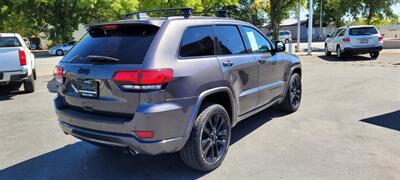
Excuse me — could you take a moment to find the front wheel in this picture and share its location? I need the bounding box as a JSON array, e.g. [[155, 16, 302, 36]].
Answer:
[[279, 73, 302, 113], [56, 49, 64, 56], [370, 52, 379, 59], [180, 104, 231, 171]]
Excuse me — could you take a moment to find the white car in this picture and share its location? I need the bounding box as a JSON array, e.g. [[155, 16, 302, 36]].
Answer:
[[48, 41, 76, 56], [0, 33, 36, 93], [325, 25, 383, 59], [266, 30, 292, 43]]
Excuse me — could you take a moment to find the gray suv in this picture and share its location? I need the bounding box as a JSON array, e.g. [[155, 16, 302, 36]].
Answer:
[[53, 8, 302, 171]]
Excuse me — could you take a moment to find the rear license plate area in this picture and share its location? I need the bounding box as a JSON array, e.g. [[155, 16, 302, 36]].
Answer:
[[360, 38, 369, 44], [77, 79, 99, 98]]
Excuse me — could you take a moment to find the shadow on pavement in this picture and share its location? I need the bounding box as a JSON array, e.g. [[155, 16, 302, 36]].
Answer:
[[360, 110, 400, 132], [317, 55, 374, 62], [0, 86, 27, 101], [0, 106, 287, 179]]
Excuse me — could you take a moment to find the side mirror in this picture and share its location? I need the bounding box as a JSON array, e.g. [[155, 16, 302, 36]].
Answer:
[[327, 34, 331, 38], [275, 41, 286, 52]]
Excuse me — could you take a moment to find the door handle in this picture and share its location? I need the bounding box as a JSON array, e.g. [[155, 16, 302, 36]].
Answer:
[[258, 59, 267, 64], [222, 61, 234, 67]]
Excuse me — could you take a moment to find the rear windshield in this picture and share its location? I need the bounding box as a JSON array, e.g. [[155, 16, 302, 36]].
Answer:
[[349, 27, 378, 36], [61, 24, 159, 64], [0, 37, 22, 47]]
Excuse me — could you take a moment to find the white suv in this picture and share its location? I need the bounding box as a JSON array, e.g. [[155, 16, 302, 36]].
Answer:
[[325, 25, 383, 59]]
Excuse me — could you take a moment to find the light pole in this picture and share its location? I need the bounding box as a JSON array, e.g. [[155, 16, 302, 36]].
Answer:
[[308, 0, 313, 55], [319, 0, 323, 40], [296, 0, 301, 52]]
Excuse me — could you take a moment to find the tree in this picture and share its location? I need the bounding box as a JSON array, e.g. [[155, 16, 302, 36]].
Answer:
[[266, 0, 300, 40], [344, 0, 399, 25], [226, 0, 266, 26]]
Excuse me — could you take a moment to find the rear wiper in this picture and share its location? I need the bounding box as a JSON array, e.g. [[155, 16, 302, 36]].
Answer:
[[86, 55, 119, 63]]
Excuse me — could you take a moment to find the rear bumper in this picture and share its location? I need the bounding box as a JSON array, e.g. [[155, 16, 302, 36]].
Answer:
[[54, 94, 197, 155], [0, 70, 28, 83], [59, 121, 185, 155], [343, 46, 382, 54]]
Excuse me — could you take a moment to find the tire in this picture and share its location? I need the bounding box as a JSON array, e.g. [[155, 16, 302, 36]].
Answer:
[[336, 46, 344, 59], [325, 44, 331, 56], [280, 73, 301, 113], [23, 75, 35, 93], [33, 68, 37, 80], [180, 104, 231, 171], [370, 52, 379, 59], [56, 49, 64, 56]]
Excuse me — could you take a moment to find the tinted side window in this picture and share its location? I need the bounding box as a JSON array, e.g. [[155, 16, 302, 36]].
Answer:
[[180, 26, 215, 57], [214, 25, 246, 55], [242, 26, 272, 53]]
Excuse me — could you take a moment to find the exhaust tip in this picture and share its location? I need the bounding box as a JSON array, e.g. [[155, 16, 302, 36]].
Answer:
[[128, 148, 138, 156]]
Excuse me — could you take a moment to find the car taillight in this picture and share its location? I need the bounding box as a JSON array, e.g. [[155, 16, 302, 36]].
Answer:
[[343, 38, 350, 42], [378, 36, 384, 41], [19, 50, 26, 66], [113, 69, 173, 91], [54, 66, 64, 84]]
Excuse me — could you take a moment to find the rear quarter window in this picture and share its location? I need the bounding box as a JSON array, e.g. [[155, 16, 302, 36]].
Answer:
[[0, 37, 22, 47], [349, 27, 378, 36], [61, 24, 159, 64], [179, 26, 215, 57]]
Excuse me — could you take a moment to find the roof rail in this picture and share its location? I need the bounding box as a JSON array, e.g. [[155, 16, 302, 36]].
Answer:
[[125, 7, 193, 20], [192, 10, 229, 18]]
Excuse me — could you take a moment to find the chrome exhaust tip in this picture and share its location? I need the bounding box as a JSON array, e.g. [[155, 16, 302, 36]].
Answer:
[[128, 148, 138, 156]]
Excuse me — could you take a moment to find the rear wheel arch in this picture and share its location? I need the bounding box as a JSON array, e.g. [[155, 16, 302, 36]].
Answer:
[[198, 91, 234, 125]]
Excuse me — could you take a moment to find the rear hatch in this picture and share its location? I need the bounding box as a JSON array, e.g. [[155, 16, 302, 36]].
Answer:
[[0, 37, 23, 72], [349, 27, 381, 47], [57, 23, 160, 118]]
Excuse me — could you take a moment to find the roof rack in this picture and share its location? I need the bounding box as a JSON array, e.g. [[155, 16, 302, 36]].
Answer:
[[192, 10, 229, 18], [125, 7, 193, 20]]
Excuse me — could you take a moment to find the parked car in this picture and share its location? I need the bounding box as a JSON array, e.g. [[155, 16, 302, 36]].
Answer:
[[53, 8, 302, 171], [0, 33, 36, 93], [48, 41, 76, 56], [266, 30, 292, 43], [324, 25, 383, 59]]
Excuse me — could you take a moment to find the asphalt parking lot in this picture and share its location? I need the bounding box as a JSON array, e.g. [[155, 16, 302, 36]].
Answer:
[[0, 52, 399, 179]]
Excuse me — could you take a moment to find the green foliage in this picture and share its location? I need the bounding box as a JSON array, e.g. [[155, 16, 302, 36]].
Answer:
[[313, 0, 400, 27], [267, 0, 302, 40]]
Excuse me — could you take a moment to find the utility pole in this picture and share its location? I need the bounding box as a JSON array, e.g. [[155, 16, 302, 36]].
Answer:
[[319, 0, 323, 40], [296, 0, 301, 52], [308, 0, 313, 55]]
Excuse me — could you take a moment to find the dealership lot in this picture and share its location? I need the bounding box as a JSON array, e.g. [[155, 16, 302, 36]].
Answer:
[[0, 53, 399, 179]]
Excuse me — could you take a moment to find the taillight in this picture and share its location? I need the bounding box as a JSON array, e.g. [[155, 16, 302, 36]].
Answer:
[[378, 36, 384, 41], [343, 38, 350, 42], [54, 66, 64, 84], [19, 50, 26, 66], [113, 69, 173, 91], [135, 130, 154, 138]]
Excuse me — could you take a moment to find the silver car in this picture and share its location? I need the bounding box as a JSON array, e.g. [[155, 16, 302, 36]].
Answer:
[[325, 25, 383, 59], [266, 30, 292, 44], [49, 41, 76, 56]]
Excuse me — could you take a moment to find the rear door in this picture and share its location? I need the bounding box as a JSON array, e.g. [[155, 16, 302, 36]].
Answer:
[[348, 27, 380, 47], [57, 24, 159, 117], [214, 24, 259, 115], [241, 26, 282, 107], [0, 37, 23, 72]]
